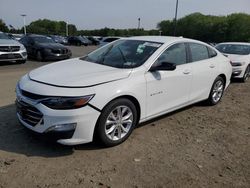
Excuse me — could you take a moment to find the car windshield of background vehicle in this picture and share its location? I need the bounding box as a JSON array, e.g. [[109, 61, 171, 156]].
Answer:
[[81, 40, 162, 68], [0, 32, 11, 39], [216, 44, 250, 55], [33, 36, 55, 43]]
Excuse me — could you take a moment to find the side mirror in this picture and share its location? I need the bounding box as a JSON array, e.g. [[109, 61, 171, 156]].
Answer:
[[150, 62, 176, 72]]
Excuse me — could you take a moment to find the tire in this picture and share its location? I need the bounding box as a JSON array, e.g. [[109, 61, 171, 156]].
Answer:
[[17, 60, 26, 64], [77, 41, 81, 46], [36, 51, 43, 61], [96, 98, 138, 147], [241, 65, 250, 83], [206, 76, 225, 106]]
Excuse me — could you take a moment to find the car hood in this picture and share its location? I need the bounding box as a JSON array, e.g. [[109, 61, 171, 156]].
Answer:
[[224, 53, 248, 62], [36, 42, 66, 49], [0, 39, 21, 46], [29, 58, 132, 87]]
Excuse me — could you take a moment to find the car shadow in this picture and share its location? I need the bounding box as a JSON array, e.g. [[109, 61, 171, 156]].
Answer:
[[0, 61, 22, 66], [0, 104, 105, 157]]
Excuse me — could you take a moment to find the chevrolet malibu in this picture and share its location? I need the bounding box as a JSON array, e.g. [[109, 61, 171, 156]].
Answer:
[[16, 36, 232, 146]]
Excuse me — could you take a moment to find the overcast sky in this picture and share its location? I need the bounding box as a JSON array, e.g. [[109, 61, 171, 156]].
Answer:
[[0, 0, 250, 30]]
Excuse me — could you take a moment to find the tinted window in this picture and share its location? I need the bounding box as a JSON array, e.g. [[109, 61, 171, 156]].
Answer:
[[156, 43, 187, 66], [207, 47, 217, 58], [189, 43, 209, 62], [104, 38, 119, 42], [32, 36, 55, 43], [215, 44, 250, 55]]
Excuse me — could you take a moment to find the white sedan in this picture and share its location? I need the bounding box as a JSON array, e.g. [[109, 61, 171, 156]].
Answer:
[[216, 42, 250, 82], [16, 36, 232, 146]]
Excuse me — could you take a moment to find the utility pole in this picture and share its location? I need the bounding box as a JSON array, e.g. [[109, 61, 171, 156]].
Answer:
[[173, 0, 179, 36], [138, 18, 141, 29], [21, 14, 27, 35], [66, 22, 68, 36]]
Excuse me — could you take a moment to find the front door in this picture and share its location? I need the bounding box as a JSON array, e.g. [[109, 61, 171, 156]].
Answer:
[[145, 43, 192, 118]]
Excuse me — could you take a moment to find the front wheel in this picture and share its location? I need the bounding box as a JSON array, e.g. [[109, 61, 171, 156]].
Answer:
[[206, 76, 225, 105], [36, 51, 43, 61], [96, 98, 138, 147]]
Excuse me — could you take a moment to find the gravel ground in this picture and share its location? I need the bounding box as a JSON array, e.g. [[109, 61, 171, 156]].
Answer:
[[0, 46, 249, 188]]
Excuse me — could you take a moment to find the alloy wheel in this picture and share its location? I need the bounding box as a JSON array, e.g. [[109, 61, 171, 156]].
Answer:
[[212, 80, 224, 103], [105, 105, 133, 141]]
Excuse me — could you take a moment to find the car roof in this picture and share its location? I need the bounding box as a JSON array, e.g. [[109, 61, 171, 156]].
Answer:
[[27, 34, 47, 38], [217, 42, 250, 46], [128, 36, 200, 44]]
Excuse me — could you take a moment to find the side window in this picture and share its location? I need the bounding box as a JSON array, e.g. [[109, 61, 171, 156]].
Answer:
[[207, 47, 217, 58], [156, 43, 187, 66], [189, 43, 209, 62]]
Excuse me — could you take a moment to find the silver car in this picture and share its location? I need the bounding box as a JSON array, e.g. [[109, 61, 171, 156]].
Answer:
[[0, 32, 27, 64]]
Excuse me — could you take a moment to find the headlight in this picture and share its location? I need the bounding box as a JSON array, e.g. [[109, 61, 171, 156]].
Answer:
[[41, 95, 94, 110], [20, 45, 26, 51]]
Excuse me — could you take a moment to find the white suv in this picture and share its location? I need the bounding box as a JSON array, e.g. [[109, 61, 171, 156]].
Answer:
[[0, 32, 27, 64], [16, 36, 232, 146]]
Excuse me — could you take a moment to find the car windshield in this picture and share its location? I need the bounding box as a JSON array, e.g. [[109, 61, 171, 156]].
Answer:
[[216, 44, 250, 55], [81, 39, 162, 68], [33, 36, 55, 43], [0, 32, 11, 39]]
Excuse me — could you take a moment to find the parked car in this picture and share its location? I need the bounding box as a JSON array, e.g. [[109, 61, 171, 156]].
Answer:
[[215, 42, 250, 82], [99, 37, 121, 47], [19, 34, 71, 61], [0, 31, 27, 64], [87, 36, 100, 45], [67, 36, 88, 46], [16, 36, 232, 146], [48, 35, 68, 45]]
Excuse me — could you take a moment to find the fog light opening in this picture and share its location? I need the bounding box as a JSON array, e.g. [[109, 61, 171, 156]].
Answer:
[[45, 123, 77, 133]]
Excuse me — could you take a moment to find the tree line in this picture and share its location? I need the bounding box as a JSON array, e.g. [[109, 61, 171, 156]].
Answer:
[[1, 12, 250, 42]]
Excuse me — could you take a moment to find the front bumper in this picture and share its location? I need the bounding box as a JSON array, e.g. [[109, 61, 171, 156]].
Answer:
[[231, 63, 248, 78], [16, 87, 100, 145], [0, 50, 27, 62], [43, 51, 72, 61]]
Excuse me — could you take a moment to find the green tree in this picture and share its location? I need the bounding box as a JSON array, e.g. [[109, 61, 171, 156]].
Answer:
[[0, 19, 9, 32]]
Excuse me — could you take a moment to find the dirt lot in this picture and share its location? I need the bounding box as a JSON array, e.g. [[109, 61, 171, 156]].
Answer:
[[0, 46, 249, 188]]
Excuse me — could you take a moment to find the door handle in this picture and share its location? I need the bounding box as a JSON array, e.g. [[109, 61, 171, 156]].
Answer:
[[183, 70, 191, 74], [209, 64, 215, 68]]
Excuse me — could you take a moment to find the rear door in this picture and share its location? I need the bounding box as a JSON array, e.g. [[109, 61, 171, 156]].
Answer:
[[187, 43, 218, 102]]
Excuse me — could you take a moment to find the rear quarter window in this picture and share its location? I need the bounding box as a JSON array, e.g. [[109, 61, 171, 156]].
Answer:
[[207, 47, 217, 58]]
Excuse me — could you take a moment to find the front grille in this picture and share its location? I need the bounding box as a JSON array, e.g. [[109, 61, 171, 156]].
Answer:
[[51, 49, 68, 54], [16, 100, 43, 126], [0, 53, 22, 60], [0, 46, 20, 52]]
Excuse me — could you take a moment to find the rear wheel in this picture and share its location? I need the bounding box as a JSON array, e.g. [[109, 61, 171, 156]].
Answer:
[[96, 98, 138, 147], [206, 76, 225, 105], [242, 65, 250, 82]]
